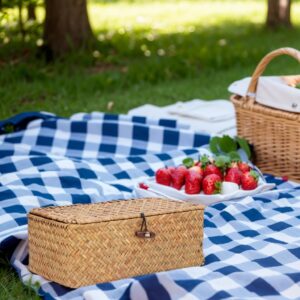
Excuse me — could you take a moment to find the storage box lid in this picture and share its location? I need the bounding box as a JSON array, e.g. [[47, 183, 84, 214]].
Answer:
[[29, 198, 204, 224]]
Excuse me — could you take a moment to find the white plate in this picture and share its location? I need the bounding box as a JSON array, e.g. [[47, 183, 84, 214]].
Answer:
[[134, 178, 275, 206]]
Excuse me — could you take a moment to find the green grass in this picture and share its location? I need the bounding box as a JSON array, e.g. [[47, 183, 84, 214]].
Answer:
[[0, 0, 300, 298], [0, 0, 300, 119], [0, 257, 40, 300]]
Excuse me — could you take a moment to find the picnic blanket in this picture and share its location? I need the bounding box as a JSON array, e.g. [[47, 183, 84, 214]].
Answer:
[[0, 112, 300, 300]]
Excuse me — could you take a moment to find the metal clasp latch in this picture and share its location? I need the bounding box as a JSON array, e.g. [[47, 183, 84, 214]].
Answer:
[[292, 103, 298, 109], [135, 213, 155, 239]]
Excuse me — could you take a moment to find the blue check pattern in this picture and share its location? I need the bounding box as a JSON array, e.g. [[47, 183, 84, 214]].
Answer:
[[0, 112, 300, 300]]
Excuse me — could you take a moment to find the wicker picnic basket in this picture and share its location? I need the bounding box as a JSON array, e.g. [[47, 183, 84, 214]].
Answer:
[[28, 198, 204, 288], [231, 47, 300, 181]]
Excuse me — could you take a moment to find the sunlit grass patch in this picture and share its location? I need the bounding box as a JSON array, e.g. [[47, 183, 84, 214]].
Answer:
[[0, 0, 299, 121]]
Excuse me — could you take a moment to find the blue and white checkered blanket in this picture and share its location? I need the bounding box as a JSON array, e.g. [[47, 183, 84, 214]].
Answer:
[[0, 112, 300, 300]]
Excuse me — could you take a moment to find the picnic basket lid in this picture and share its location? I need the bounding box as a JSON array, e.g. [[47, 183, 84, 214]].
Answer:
[[29, 198, 204, 224]]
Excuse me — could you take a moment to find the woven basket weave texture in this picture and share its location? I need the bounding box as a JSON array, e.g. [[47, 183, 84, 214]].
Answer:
[[28, 198, 205, 288], [231, 47, 300, 181]]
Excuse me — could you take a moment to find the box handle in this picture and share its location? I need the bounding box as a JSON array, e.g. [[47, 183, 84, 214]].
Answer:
[[135, 213, 155, 239]]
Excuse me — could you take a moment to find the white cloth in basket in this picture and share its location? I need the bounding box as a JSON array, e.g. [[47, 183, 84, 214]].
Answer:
[[229, 76, 300, 113]]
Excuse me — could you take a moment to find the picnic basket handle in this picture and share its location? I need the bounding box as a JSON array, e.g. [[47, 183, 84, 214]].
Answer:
[[247, 47, 300, 98]]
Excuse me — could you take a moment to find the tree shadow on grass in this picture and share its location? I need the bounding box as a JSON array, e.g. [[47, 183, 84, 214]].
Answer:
[[82, 21, 300, 88], [0, 20, 299, 91]]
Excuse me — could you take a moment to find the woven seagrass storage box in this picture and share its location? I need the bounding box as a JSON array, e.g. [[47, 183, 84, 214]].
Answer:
[[28, 198, 204, 288], [231, 47, 300, 182]]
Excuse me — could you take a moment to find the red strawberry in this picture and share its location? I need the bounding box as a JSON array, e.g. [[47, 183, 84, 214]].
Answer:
[[189, 165, 204, 177], [139, 183, 149, 190], [224, 167, 241, 185], [241, 171, 259, 190], [203, 164, 223, 179], [238, 162, 251, 173], [230, 162, 238, 168], [167, 166, 176, 175], [179, 165, 189, 174], [202, 174, 222, 195], [194, 161, 201, 167], [155, 168, 171, 186], [171, 166, 187, 190], [185, 170, 202, 194]]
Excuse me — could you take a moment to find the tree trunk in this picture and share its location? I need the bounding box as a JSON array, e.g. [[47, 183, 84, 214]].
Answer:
[[27, 2, 36, 21], [44, 0, 93, 56], [18, 0, 25, 41], [266, 0, 292, 28]]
